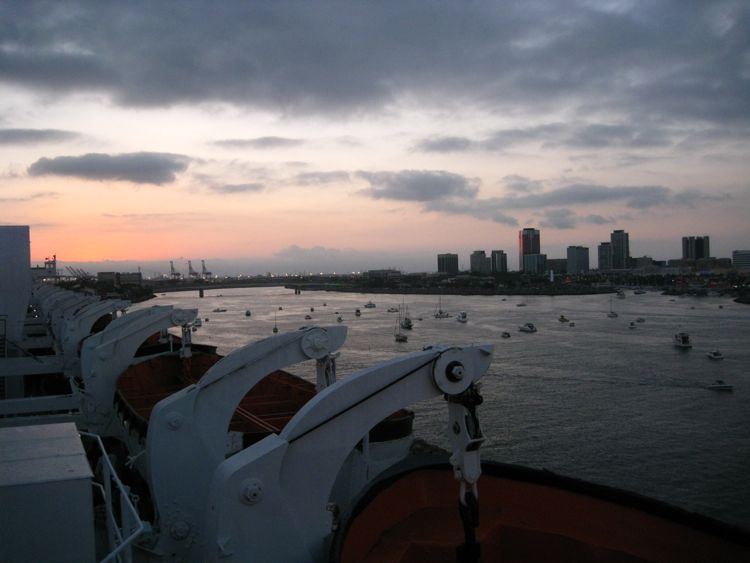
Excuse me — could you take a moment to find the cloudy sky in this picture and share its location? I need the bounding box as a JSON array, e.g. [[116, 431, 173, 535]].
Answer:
[[2, 1, 748, 274]]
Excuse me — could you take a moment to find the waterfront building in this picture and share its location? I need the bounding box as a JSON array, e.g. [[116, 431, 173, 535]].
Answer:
[[547, 258, 567, 275], [522, 253, 547, 275], [682, 236, 711, 261], [470, 250, 490, 274], [566, 246, 589, 274], [437, 253, 459, 275], [518, 228, 540, 271], [490, 250, 508, 274], [598, 242, 613, 271], [611, 230, 630, 270], [732, 250, 750, 272]]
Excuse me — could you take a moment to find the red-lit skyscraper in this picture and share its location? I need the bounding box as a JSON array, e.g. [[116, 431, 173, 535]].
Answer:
[[518, 228, 540, 271]]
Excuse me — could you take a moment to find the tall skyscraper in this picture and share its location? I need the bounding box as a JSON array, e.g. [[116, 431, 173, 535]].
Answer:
[[470, 250, 490, 274], [566, 246, 589, 274], [522, 254, 547, 275], [490, 250, 508, 273], [682, 236, 710, 261], [437, 253, 459, 275], [610, 230, 630, 269], [598, 242, 613, 271], [518, 228, 540, 271], [732, 250, 750, 272]]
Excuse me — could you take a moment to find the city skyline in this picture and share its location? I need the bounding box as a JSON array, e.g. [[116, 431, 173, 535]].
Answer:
[[2, 2, 749, 272]]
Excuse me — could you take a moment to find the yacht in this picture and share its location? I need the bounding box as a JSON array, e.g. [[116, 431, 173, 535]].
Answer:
[[456, 311, 468, 323], [673, 332, 692, 349], [519, 323, 537, 333], [707, 380, 733, 392], [706, 350, 724, 360]]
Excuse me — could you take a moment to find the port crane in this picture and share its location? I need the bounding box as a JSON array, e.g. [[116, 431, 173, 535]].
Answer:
[[188, 260, 199, 278], [169, 260, 182, 280], [201, 259, 212, 279]]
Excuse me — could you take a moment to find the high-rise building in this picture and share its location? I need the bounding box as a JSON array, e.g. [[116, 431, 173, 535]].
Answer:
[[610, 230, 630, 269], [598, 242, 613, 271], [518, 228, 540, 271], [732, 250, 750, 272], [547, 258, 567, 275], [566, 246, 589, 274], [437, 253, 459, 275], [522, 254, 547, 275], [490, 250, 508, 273], [470, 250, 490, 274], [682, 236, 710, 261]]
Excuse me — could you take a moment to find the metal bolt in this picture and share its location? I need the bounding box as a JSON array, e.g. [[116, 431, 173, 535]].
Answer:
[[166, 412, 183, 430], [170, 520, 190, 540], [241, 479, 263, 505], [446, 361, 465, 382]]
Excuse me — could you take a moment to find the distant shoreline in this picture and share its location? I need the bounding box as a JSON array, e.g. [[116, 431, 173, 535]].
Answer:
[[283, 284, 617, 297]]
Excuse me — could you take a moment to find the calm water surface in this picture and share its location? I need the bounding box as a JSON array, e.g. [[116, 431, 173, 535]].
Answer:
[[138, 287, 750, 528]]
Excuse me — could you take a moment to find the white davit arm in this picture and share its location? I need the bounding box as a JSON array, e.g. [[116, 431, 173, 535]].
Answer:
[[201, 342, 493, 563], [146, 325, 348, 562]]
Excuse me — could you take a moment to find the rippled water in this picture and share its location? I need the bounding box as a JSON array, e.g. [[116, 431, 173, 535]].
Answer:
[[138, 287, 750, 528]]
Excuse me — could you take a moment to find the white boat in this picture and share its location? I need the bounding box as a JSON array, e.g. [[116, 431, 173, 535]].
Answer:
[[634, 289, 647, 295], [394, 308, 408, 342], [194, 317, 203, 327], [707, 379, 733, 391], [706, 350, 724, 360], [400, 300, 413, 329], [456, 311, 468, 323], [434, 295, 450, 319], [519, 323, 537, 333], [674, 332, 692, 349], [364, 301, 376, 308], [607, 296, 618, 318]]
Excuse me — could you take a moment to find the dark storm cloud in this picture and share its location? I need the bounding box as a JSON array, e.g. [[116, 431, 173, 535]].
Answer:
[[540, 209, 577, 229], [27, 152, 190, 184], [415, 122, 676, 153], [213, 137, 304, 149], [357, 170, 479, 201], [209, 182, 264, 194], [0, 128, 80, 144], [1, 1, 746, 129]]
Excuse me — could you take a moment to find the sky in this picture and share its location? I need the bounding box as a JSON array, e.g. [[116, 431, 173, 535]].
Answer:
[[2, 1, 749, 275]]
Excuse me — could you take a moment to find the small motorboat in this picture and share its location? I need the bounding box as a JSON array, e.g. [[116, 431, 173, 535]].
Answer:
[[707, 379, 733, 392], [629, 321, 636, 329], [355, 308, 361, 317], [558, 315, 569, 323], [212, 307, 227, 313], [387, 307, 399, 313], [304, 314, 312, 320], [674, 332, 692, 349], [310, 307, 314, 312], [501, 331, 511, 338], [456, 311, 468, 323], [519, 323, 537, 333], [245, 309, 251, 317], [337, 316, 343, 323], [194, 318, 203, 327], [568, 322, 575, 327], [607, 311, 618, 318], [516, 303, 527, 307], [364, 301, 376, 309], [636, 317, 645, 323], [706, 350, 724, 360]]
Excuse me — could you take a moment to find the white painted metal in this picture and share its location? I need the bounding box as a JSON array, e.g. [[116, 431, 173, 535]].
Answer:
[[146, 325, 347, 561], [79, 305, 197, 435], [0, 226, 31, 348], [202, 343, 493, 562]]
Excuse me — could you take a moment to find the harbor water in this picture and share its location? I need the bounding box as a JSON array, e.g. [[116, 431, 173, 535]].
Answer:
[[139, 287, 750, 529]]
